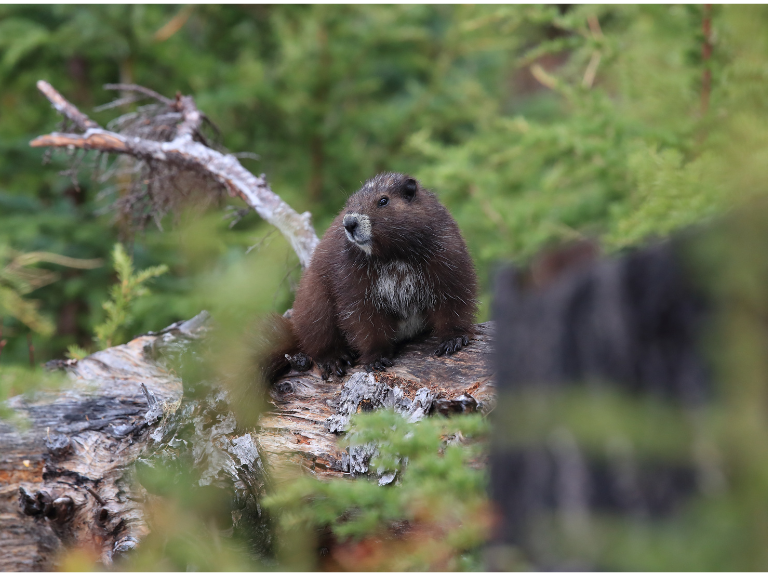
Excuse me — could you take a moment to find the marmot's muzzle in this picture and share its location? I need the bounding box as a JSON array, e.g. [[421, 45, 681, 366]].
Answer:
[[343, 212, 372, 253]]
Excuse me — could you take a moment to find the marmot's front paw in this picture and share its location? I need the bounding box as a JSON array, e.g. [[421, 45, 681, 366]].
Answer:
[[319, 358, 348, 380], [435, 335, 470, 357], [340, 350, 359, 366], [364, 357, 394, 372], [285, 352, 313, 372]]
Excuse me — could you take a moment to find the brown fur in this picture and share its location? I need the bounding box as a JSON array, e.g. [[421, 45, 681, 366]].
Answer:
[[268, 172, 478, 381]]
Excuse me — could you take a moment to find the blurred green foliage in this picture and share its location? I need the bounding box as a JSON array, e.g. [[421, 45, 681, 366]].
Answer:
[[0, 364, 67, 421], [92, 243, 167, 350], [265, 410, 489, 571], [0, 244, 101, 337], [2, 4, 768, 571]]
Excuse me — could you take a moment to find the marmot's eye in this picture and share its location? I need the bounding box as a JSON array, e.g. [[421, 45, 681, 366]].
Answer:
[[403, 178, 417, 200], [378, 196, 389, 207]]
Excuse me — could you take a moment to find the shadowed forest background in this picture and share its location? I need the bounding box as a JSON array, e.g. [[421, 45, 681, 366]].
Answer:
[[3, 4, 768, 571]]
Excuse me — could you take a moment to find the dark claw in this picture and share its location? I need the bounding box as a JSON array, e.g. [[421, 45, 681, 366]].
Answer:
[[435, 335, 471, 357], [320, 359, 348, 380], [364, 357, 393, 372]]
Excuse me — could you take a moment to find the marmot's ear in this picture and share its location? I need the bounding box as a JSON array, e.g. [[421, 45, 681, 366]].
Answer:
[[403, 178, 417, 201]]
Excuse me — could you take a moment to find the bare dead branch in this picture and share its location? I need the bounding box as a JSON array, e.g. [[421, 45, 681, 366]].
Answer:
[[31, 82, 321, 268], [173, 94, 203, 140], [37, 80, 100, 131], [31, 131, 129, 153], [232, 151, 261, 161]]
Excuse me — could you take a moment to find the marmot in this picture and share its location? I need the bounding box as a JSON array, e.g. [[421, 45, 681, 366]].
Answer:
[[263, 172, 477, 381]]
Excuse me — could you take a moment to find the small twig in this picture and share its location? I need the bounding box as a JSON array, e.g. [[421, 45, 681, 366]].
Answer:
[[246, 227, 278, 254], [31, 132, 129, 153], [93, 94, 145, 113], [582, 14, 603, 89], [587, 14, 604, 39], [85, 485, 106, 506], [12, 252, 102, 270], [153, 5, 194, 42], [582, 51, 602, 89], [232, 151, 261, 161], [201, 114, 222, 141], [37, 80, 100, 132], [103, 83, 174, 107], [224, 206, 252, 229], [530, 64, 559, 91], [27, 332, 35, 369]]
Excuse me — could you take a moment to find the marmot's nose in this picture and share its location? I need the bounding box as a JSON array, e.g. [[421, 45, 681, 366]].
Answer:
[[343, 214, 358, 234]]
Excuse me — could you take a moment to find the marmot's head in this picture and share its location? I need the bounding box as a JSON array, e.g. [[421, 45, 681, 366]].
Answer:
[[342, 172, 439, 259]]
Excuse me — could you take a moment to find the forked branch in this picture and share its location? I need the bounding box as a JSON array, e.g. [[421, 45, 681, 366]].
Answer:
[[31, 81, 320, 268]]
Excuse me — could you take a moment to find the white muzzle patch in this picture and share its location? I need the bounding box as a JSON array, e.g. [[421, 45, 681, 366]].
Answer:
[[343, 212, 373, 255]]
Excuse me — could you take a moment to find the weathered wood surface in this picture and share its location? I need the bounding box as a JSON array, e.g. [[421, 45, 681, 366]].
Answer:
[[0, 319, 494, 570], [261, 322, 495, 480], [0, 336, 182, 571]]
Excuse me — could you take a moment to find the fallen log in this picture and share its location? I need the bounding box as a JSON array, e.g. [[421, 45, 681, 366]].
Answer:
[[0, 315, 494, 570], [0, 335, 182, 570]]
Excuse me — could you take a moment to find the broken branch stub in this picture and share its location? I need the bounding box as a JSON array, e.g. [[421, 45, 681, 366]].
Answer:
[[31, 81, 320, 269]]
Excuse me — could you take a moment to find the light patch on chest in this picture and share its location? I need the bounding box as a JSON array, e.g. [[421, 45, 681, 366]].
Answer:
[[371, 261, 434, 341], [396, 313, 426, 342]]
